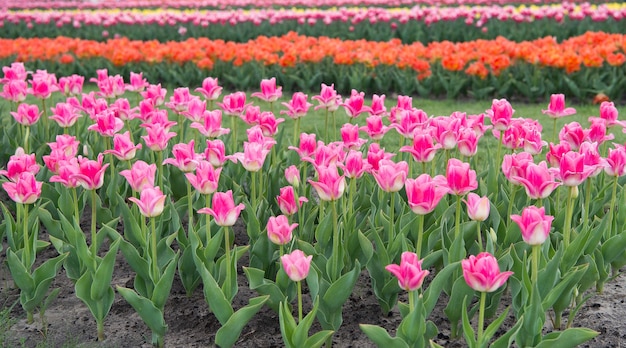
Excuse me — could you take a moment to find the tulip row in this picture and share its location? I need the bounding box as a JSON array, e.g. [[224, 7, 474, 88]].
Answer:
[[1, 63, 624, 346], [4, 4, 626, 44], [1, 0, 607, 10], [1, 31, 625, 101]]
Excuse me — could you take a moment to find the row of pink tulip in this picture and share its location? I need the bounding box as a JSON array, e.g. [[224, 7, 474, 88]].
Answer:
[[0, 0, 604, 10], [4, 2, 624, 29]]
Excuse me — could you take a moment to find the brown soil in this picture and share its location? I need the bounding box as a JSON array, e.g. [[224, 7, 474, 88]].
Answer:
[[1, 223, 625, 347]]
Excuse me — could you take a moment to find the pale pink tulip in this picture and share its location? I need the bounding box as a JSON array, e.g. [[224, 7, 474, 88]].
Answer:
[[360, 115, 390, 141], [119, 160, 156, 192], [446, 158, 477, 195], [339, 150, 371, 179], [2, 172, 42, 204], [288, 133, 317, 158], [281, 92, 312, 119], [604, 145, 626, 177], [218, 91, 250, 116], [128, 186, 167, 218], [185, 160, 221, 195], [141, 123, 177, 152], [195, 77, 223, 101], [162, 140, 203, 172], [104, 131, 142, 161], [462, 252, 513, 293], [230, 141, 270, 172], [71, 154, 109, 190], [267, 215, 297, 245], [198, 190, 245, 227], [486, 98, 514, 131], [281, 249, 312, 282], [511, 206, 553, 246], [312, 83, 341, 111], [190, 109, 230, 138], [559, 122, 589, 151], [204, 139, 228, 167], [0, 148, 39, 182], [11, 103, 41, 126], [513, 161, 561, 200], [464, 192, 490, 221], [372, 159, 408, 193], [284, 165, 300, 187], [308, 164, 346, 201], [88, 109, 124, 137], [0, 80, 28, 103]]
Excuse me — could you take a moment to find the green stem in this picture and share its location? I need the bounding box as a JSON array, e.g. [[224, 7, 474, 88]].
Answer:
[[348, 178, 356, 220], [476, 221, 483, 252], [477, 291, 487, 346], [41, 98, 49, 142], [106, 137, 115, 180], [332, 110, 337, 140], [151, 217, 159, 282], [408, 289, 415, 313], [178, 113, 185, 143], [293, 117, 301, 146], [156, 151, 164, 192], [97, 320, 105, 341], [231, 115, 238, 153], [297, 280, 303, 323], [455, 195, 461, 240], [532, 244, 540, 285], [324, 108, 329, 142], [416, 214, 424, 259], [609, 175, 619, 239], [552, 118, 558, 145], [583, 179, 591, 230], [563, 186, 575, 248], [331, 200, 339, 281], [205, 194, 212, 247], [187, 180, 194, 235], [23, 126, 30, 155], [389, 192, 395, 243], [507, 184, 517, 228], [72, 187, 80, 226], [251, 171, 258, 216], [22, 204, 31, 269], [90, 190, 98, 260], [224, 225, 232, 293]]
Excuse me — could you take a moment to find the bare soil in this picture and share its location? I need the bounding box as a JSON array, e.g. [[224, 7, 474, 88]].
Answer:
[[1, 223, 625, 347]]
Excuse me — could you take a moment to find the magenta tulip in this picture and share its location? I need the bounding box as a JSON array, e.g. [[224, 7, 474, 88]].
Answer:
[[252, 77, 282, 103], [185, 160, 222, 195], [513, 161, 561, 200], [308, 164, 346, 201], [445, 158, 477, 195], [71, 154, 109, 190], [405, 174, 448, 215], [462, 252, 513, 293], [267, 215, 297, 246], [511, 206, 553, 246], [2, 172, 42, 204], [119, 160, 156, 192], [372, 159, 408, 193], [385, 251, 430, 292], [542, 94, 576, 118], [128, 186, 167, 218], [198, 190, 245, 227], [103, 131, 142, 161], [276, 186, 307, 216]]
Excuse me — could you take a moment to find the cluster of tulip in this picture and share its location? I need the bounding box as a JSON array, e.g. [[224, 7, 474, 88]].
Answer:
[[1, 62, 624, 346]]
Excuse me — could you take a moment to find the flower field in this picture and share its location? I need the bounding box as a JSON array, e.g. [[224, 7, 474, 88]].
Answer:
[[1, 0, 626, 347]]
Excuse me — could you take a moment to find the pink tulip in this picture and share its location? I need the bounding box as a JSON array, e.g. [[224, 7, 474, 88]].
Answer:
[[276, 186, 308, 216], [390, 108, 428, 139], [542, 94, 576, 118], [110, 98, 139, 122], [190, 109, 231, 138], [10, 103, 41, 126], [204, 139, 228, 167], [231, 141, 270, 172], [464, 192, 490, 221], [341, 89, 371, 119], [302, 141, 343, 169], [369, 94, 387, 117], [308, 163, 346, 201], [183, 98, 208, 123], [49, 158, 80, 189], [546, 142, 571, 168], [29, 70, 58, 99], [587, 118, 614, 145], [512, 161, 561, 200], [58, 74, 84, 96], [596, 101, 625, 128], [281, 92, 312, 119], [457, 127, 480, 157], [579, 141, 605, 178], [162, 140, 203, 173], [462, 252, 513, 293], [267, 215, 297, 245], [218, 91, 250, 116], [0, 80, 28, 103], [185, 160, 222, 195], [88, 109, 125, 137], [372, 159, 408, 193], [252, 77, 282, 102], [366, 143, 394, 172], [1, 62, 28, 82], [49, 102, 83, 128], [312, 83, 341, 111], [405, 174, 449, 215], [360, 115, 390, 141], [125, 72, 149, 93], [604, 145, 626, 177], [288, 133, 317, 158], [430, 116, 460, 150], [240, 105, 261, 126], [103, 131, 142, 161], [258, 111, 285, 137], [339, 150, 371, 179], [446, 158, 477, 195], [281, 249, 312, 282], [501, 152, 534, 185], [71, 154, 109, 190], [195, 77, 223, 101], [128, 186, 167, 218], [385, 251, 430, 291], [486, 98, 514, 131], [165, 87, 193, 114], [141, 84, 167, 106], [559, 122, 589, 151], [119, 160, 156, 192], [284, 165, 300, 187], [400, 133, 441, 163], [47, 134, 80, 158], [142, 109, 177, 131], [0, 147, 39, 181], [556, 151, 595, 186], [198, 190, 245, 227], [2, 172, 42, 204], [511, 206, 553, 246], [341, 123, 367, 150], [521, 126, 546, 155], [141, 123, 177, 152]]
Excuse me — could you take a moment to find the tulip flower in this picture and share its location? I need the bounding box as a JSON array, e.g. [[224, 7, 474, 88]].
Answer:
[[119, 160, 156, 193], [385, 251, 429, 292], [360, 115, 390, 141], [276, 186, 307, 217], [49, 157, 80, 189], [511, 206, 553, 246], [340, 150, 371, 179], [400, 133, 441, 164], [71, 154, 109, 191], [0, 79, 28, 103], [486, 98, 514, 131], [240, 105, 261, 126], [556, 151, 594, 187], [288, 133, 317, 159], [595, 101, 626, 128], [545, 142, 571, 168], [372, 159, 408, 193], [0, 148, 40, 182], [366, 142, 394, 172], [308, 164, 346, 202], [252, 77, 282, 103], [103, 131, 142, 161], [512, 161, 561, 201], [312, 83, 341, 111], [390, 108, 427, 140], [185, 160, 221, 196], [446, 158, 477, 196], [465, 193, 490, 222], [405, 173, 448, 256], [2, 171, 42, 205], [204, 139, 228, 167], [340, 123, 367, 150], [198, 190, 245, 227], [284, 165, 300, 187], [11, 103, 41, 126], [195, 77, 222, 101], [281, 249, 312, 282], [258, 111, 284, 137], [128, 186, 167, 218], [587, 118, 614, 145], [125, 71, 148, 93], [190, 109, 231, 138], [231, 141, 270, 173], [141, 83, 167, 106], [88, 109, 124, 137], [368, 94, 387, 117], [457, 127, 480, 157], [219, 91, 249, 116], [542, 94, 576, 118], [267, 215, 297, 246], [141, 123, 177, 152], [162, 140, 202, 173], [341, 89, 371, 120], [165, 87, 193, 114], [604, 145, 626, 177], [558, 122, 589, 151]]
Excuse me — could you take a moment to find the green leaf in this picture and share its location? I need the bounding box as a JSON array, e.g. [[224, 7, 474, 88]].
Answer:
[[490, 315, 523, 348], [423, 261, 460, 315], [482, 307, 509, 344], [116, 286, 167, 337], [90, 239, 120, 300], [279, 301, 298, 348], [6, 248, 35, 294], [359, 324, 409, 348], [215, 295, 269, 348], [243, 267, 289, 312], [461, 297, 477, 348], [193, 247, 234, 324], [535, 328, 598, 348], [293, 296, 320, 347], [305, 330, 335, 348], [601, 231, 626, 264], [23, 253, 68, 313], [152, 253, 179, 310], [322, 261, 360, 309], [444, 276, 475, 329]]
